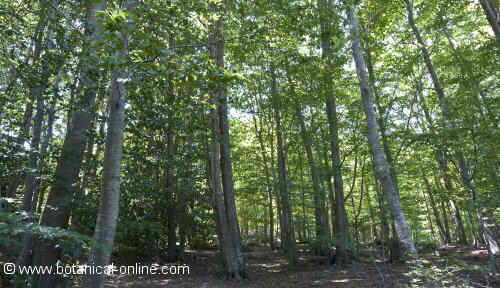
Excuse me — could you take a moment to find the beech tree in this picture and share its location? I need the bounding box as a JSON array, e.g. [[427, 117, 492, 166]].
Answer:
[[1, 0, 498, 286]]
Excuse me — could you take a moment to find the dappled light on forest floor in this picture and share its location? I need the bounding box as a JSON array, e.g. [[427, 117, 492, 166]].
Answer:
[[103, 245, 498, 288]]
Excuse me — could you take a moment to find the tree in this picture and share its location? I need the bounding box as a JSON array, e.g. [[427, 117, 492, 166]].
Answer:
[[479, 0, 500, 39], [319, 0, 351, 264], [347, 3, 417, 256], [208, 0, 246, 279], [32, 1, 107, 286], [85, 1, 133, 287]]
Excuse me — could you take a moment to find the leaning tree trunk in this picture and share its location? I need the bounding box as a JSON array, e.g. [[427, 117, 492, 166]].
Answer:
[[348, 4, 417, 255], [85, 1, 131, 285]]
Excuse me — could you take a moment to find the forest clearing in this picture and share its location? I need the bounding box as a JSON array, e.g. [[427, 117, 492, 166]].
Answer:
[[0, 0, 499, 287]]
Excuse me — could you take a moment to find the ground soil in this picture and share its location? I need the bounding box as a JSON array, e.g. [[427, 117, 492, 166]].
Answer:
[[104, 245, 499, 288]]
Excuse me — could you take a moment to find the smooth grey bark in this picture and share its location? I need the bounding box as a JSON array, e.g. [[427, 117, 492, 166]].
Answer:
[[252, 112, 275, 250], [164, 35, 178, 263], [479, 0, 500, 39], [32, 1, 106, 287], [165, 128, 177, 262], [365, 44, 408, 259], [208, 1, 246, 279], [350, 155, 362, 245], [449, 200, 468, 245], [209, 98, 238, 279], [266, 111, 283, 247], [85, 1, 131, 286], [319, 0, 350, 263], [321, 144, 336, 240], [178, 135, 194, 255], [298, 152, 308, 241], [348, 4, 417, 255], [218, 74, 246, 278], [271, 69, 297, 266], [21, 85, 46, 212], [296, 106, 330, 256]]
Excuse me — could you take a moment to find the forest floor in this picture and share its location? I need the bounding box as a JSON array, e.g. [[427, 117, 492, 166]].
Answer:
[[104, 244, 499, 288]]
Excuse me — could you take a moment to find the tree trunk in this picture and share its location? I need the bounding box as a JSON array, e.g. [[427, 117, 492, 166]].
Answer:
[[165, 129, 177, 262], [348, 4, 417, 255], [479, 0, 500, 39], [208, 1, 246, 279], [271, 69, 297, 266], [450, 200, 468, 245], [32, 1, 106, 287], [252, 113, 275, 250], [85, 1, 131, 285], [164, 35, 178, 263], [319, 0, 350, 263], [298, 151, 309, 242], [18, 69, 63, 268], [36, 80, 58, 214], [296, 106, 330, 256], [422, 176, 449, 243]]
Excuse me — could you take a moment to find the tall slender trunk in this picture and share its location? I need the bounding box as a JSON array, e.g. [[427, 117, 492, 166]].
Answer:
[[22, 86, 46, 212], [364, 171, 377, 243], [36, 80, 58, 214], [449, 200, 468, 245], [208, 1, 246, 278], [165, 129, 177, 262], [178, 135, 194, 255], [165, 35, 178, 263], [271, 69, 296, 265], [298, 153, 308, 241], [319, 0, 350, 263], [365, 39, 406, 259], [296, 106, 330, 256], [85, 1, 131, 286], [252, 113, 275, 250], [267, 114, 283, 246], [348, 4, 417, 255]]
